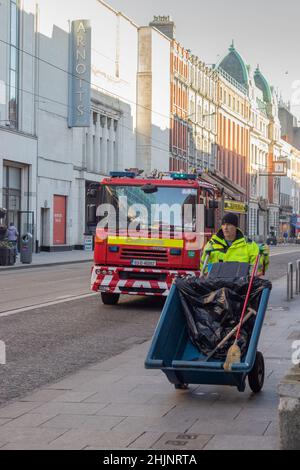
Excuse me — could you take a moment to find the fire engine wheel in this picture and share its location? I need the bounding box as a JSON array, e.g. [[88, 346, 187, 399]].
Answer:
[[101, 293, 120, 305]]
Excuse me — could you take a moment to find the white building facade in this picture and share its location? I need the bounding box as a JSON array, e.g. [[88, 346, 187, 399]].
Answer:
[[188, 57, 218, 173], [0, 0, 37, 240], [248, 80, 271, 241], [1, 0, 171, 251], [36, 0, 139, 250], [136, 26, 170, 174]]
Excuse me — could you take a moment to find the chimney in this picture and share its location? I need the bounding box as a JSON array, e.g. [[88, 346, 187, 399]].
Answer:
[[149, 15, 175, 40]]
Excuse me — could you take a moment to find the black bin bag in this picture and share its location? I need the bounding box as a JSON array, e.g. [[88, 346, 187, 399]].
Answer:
[[176, 269, 272, 360]]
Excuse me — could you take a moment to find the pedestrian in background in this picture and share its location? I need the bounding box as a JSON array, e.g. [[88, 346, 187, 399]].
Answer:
[[283, 231, 288, 245], [7, 222, 19, 255]]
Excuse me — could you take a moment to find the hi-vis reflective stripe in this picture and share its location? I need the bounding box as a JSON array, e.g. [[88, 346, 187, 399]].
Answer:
[[107, 236, 184, 249]]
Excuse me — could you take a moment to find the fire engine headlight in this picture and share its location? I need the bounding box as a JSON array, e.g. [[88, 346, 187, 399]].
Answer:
[[109, 246, 119, 253], [96, 269, 102, 275]]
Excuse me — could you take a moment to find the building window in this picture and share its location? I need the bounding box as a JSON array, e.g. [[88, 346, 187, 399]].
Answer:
[[2, 165, 22, 226], [9, 0, 19, 128]]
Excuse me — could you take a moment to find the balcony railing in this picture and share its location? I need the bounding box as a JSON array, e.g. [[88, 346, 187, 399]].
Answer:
[[218, 67, 248, 95]]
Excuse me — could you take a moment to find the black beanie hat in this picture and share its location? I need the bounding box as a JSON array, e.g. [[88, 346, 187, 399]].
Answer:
[[222, 213, 239, 227]]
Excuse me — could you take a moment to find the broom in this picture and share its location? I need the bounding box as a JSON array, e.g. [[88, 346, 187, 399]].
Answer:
[[223, 253, 261, 372]]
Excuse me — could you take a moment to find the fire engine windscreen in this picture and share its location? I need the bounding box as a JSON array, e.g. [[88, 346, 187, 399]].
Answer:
[[96, 185, 198, 234]]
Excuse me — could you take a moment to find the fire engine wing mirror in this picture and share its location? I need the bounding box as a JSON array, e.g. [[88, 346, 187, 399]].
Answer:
[[141, 184, 158, 194], [87, 204, 97, 224], [209, 200, 219, 209], [206, 208, 215, 229]]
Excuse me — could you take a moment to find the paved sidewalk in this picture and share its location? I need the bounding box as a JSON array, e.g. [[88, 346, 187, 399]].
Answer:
[[0, 275, 297, 450], [0, 250, 93, 271]]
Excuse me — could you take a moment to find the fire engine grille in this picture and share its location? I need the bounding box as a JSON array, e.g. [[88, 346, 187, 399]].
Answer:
[[120, 248, 168, 261], [119, 271, 167, 282]]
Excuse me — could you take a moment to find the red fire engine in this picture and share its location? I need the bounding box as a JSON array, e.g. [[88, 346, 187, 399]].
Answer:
[[90, 171, 220, 304]]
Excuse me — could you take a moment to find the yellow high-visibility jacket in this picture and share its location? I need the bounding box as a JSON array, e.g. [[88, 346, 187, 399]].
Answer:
[[200, 229, 269, 273]]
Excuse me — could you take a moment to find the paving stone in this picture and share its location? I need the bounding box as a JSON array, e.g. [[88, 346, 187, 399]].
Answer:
[[96, 404, 174, 419], [1, 413, 57, 428], [47, 371, 100, 389], [142, 415, 199, 434], [126, 432, 164, 449], [0, 402, 42, 419], [235, 409, 278, 422], [0, 426, 68, 446], [31, 402, 107, 416], [110, 416, 162, 434], [203, 434, 279, 450], [0, 418, 11, 426], [41, 414, 124, 430], [189, 418, 270, 436], [263, 420, 279, 437], [85, 391, 154, 405], [47, 429, 142, 450], [151, 432, 212, 450], [73, 377, 136, 393], [19, 389, 66, 403], [115, 375, 166, 386], [83, 385, 155, 404], [0, 443, 54, 450], [51, 391, 97, 403], [166, 403, 243, 421]]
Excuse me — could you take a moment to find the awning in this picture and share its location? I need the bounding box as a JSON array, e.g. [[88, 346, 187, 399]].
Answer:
[[201, 171, 246, 201]]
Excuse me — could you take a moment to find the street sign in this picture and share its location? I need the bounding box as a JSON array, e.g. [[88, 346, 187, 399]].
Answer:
[[259, 160, 288, 176], [84, 235, 93, 252]]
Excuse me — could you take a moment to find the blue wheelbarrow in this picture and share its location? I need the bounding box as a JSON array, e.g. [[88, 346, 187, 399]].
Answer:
[[145, 262, 271, 393]]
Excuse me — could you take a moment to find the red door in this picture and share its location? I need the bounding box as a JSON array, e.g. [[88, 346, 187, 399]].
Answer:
[[53, 196, 67, 245]]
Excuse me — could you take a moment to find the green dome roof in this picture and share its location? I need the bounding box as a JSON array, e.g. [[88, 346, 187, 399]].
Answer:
[[254, 66, 272, 103], [217, 42, 249, 88]]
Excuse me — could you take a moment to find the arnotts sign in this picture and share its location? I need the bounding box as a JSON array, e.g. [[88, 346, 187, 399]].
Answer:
[[68, 20, 91, 127]]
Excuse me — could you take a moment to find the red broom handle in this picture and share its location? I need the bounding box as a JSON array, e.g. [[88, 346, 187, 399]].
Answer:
[[235, 254, 260, 341]]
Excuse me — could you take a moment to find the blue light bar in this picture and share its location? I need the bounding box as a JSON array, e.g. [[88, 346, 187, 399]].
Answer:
[[110, 171, 135, 178], [171, 173, 197, 181]]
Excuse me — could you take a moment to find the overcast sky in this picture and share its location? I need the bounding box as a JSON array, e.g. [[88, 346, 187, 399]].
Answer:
[[107, 0, 300, 119]]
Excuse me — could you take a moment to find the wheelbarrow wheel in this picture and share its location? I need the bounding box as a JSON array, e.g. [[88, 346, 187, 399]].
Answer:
[[248, 351, 264, 393], [174, 383, 189, 390]]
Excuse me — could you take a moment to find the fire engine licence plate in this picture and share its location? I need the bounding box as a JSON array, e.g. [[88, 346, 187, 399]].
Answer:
[[131, 260, 157, 267]]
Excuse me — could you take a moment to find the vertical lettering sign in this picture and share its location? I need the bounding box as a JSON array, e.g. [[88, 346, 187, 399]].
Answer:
[[69, 20, 91, 127]]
